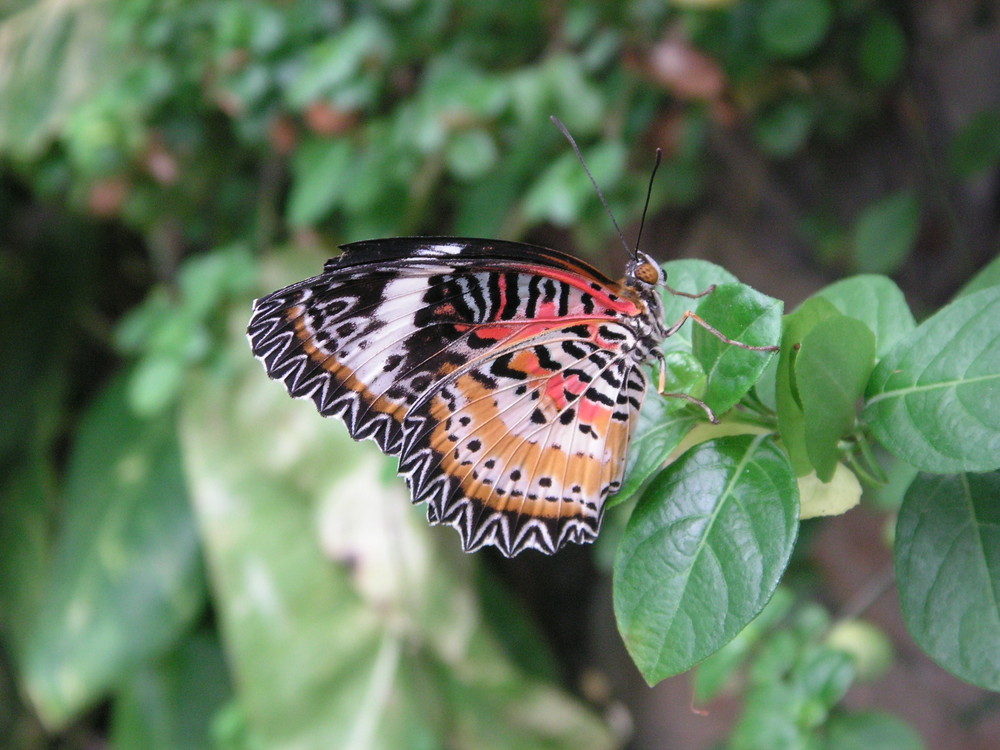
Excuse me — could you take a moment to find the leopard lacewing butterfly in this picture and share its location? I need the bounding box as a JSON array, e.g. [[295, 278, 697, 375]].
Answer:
[[247, 121, 777, 556]]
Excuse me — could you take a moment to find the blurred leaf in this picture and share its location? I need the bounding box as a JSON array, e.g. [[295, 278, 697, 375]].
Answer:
[[728, 602, 865, 750], [522, 139, 625, 226], [796, 315, 875, 480], [454, 126, 548, 236], [728, 679, 804, 750], [176, 243, 257, 320], [522, 139, 625, 225], [692, 283, 782, 415], [669, 0, 742, 8], [950, 109, 1000, 178], [445, 128, 499, 181], [118, 245, 256, 415], [825, 619, 894, 682], [868, 455, 920, 512], [794, 647, 854, 709], [852, 190, 921, 274], [754, 97, 816, 158], [614, 435, 798, 684], [474, 568, 560, 684], [956, 253, 1000, 298], [864, 287, 1000, 473], [895, 471, 1000, 691], [285, 18, 389, 108], [797, 464, 862, 519], [544, 54, 604, 133], [757, 0, 832, 59], [116, 288, 173, 354], [0, 0, 114, 156], [287, 138, 355, 228], [110, 630, 232, 750], [694, 587, 795, 703], [776, 297, 840, 476], [181, 286, 614, 749], [23, 376, 205, 729], [857, 13, 906, 86], [128, 353, 189, 416], [653, 154, 706, 206], [824, 711, 925, 750], [416, 58, 508, 135], [0, 459, 52, 660], [814, 274, 915, 358]]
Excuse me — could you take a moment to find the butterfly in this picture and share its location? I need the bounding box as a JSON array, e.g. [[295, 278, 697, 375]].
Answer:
[[248, 120, 777, 557], [247, 234, 778, 557]]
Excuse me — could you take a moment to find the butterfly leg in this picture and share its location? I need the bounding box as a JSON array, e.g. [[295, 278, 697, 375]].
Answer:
[[650, 347, 720, 423], [665, 310, 780, 352], [652, 348, 667, 393], [661, 391, 719, 424]]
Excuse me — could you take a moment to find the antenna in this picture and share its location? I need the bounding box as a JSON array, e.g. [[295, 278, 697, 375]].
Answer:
[[634, 148, 662, 254], [550, 116, 633, 259]]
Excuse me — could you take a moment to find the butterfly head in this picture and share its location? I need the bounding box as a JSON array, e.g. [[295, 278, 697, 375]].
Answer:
[[627, 251, 665, 288]]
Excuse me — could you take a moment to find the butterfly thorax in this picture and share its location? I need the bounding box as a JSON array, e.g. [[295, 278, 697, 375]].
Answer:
[[621, 251, 669, 364]]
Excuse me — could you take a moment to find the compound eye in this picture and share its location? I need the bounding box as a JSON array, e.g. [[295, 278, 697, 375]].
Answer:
[[635, 261, 661, 285]]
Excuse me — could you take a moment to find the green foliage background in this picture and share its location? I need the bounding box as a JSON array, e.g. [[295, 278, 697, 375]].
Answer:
[[1, 1, 998, 749]]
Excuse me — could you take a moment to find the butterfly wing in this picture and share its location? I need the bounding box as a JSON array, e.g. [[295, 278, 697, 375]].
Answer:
[[397, 324, 647, 555], [247, 238, 653, 555]]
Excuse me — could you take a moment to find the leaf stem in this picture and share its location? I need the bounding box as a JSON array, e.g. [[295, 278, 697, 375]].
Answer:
[[847, 433, 889, 486]]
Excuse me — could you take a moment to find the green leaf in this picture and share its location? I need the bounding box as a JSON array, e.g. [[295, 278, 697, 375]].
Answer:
[[0, 0, 115, 157], [0, 459, 53, 661], [445, 129, 498, 182], [758, 0, 833, 59], [824, 711, 925, 750], [110, 631, 232, 750], [692, 284, 783, 415], [797, 464, 862, 519], [611, 395, 699, 509], [22, 376, 205, 729], [857, 13, 906, 86], [796, 316, 876, 481], [956, 253, 1000, 298], [659, 260, 738, 352], [864, 286, 1000, 473], [285, 18, 389, 107], [776, 297, 840, 476], [814, 274, 916, 358], [416, 58, 508, 130], [522, 140, 625, 226], [825, 619, 894, 682], [286, 138, 355, 228], [614, 435, 799, 684], [894, 471, 1000, 690], [694, 587, 795, 703], [754, 97, 815, 158], [852, 190, 921, 274], [793, 646, 854, 709], [950, 109, 1000, 178]]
